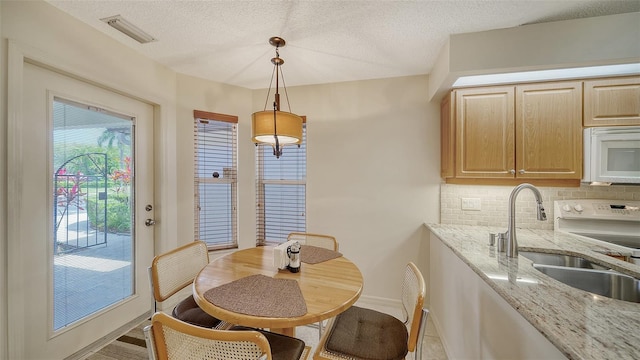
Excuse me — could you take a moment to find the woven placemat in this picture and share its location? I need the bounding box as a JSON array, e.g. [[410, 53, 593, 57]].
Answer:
[[300, 245, 342, 264], [203, 274, 307, 318]]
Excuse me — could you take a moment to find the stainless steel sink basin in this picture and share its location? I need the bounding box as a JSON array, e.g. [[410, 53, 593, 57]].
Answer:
[[520, 251, 639, 303], [520, 251, 610, 270], [533, 264, 640, 303]]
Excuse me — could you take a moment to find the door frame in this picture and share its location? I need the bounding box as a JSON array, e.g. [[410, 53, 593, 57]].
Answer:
[[4, 40, 166, 359]]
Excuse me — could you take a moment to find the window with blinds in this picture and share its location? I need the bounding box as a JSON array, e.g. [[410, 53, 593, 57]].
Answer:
[[194, 110, 238, 250], [256, 122, 306, 245]]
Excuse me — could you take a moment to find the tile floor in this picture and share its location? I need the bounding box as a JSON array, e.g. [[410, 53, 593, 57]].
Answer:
[[418, 315, 449, 360]]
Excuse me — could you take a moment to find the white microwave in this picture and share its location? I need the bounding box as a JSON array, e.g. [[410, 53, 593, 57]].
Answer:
[[583, 126, 640, 184]]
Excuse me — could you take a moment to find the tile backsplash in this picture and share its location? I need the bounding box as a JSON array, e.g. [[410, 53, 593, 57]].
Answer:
[[440, 183, 640, 230]]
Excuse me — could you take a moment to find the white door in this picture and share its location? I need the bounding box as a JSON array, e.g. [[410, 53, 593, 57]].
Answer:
[[8, 61, 155, 359]]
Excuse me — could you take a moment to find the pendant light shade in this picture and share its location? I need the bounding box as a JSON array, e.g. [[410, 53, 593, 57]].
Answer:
[[251, 37, 303, 158], [251, 110, 303, 145]]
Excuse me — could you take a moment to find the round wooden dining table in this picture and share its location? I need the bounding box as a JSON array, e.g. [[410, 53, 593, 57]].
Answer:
[[193, 246, 363, 336]]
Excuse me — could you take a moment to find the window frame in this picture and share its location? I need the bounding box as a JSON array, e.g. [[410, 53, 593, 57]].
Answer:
[[255, 119, 307, 246], [193, 110, 238, 250]]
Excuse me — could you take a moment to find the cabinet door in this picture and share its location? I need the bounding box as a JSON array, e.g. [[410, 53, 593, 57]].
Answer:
[[515, 82, 582, 179], [440, 92, 455, 178], [584, 76, 640, 126], [455, 86, 515, 178]]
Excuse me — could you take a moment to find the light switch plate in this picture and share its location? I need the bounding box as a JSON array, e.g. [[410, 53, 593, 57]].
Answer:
[[461, 198, 481, 211]]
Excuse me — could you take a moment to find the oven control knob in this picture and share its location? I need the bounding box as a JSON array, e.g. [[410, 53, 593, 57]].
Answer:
[[574, 204, 584, 213], [562, 204, 572, 212]]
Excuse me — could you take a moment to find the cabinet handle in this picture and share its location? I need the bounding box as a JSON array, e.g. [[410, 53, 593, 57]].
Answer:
[[509, 169, 516, 174], [519, 169, 525, 174]]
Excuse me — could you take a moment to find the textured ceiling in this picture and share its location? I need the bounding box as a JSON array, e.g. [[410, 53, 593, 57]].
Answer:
[[46, 0, 640, 89]]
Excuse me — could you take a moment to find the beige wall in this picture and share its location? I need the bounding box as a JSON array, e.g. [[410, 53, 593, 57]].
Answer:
[[174, 74, 442, 299], [450, 12, 640, 73], [177, 75, 442, 297], [0, 1, 6, 358], [257, 76, 441, 298], [429, 11, 640, 101], [175, 74, 258, 250]]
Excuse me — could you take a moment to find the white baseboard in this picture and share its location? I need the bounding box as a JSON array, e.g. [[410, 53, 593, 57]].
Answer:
[[355, 294, 403, 318], [356, 294, 400, 307], [428, 310, 451, 357], [65, 312, 150, 360]]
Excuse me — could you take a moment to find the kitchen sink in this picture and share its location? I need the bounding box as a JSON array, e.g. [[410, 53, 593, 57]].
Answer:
[[532, 264, 640, 303], [520, 251, 639, 303], [520, 251, 610, 270]]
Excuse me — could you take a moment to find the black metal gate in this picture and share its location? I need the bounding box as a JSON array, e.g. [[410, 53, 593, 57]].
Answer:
[[54, 153, 108, 254]]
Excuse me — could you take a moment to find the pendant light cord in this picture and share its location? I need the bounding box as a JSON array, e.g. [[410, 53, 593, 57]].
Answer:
[[262, 66, 276, 111], [279, 67, 293, 113]]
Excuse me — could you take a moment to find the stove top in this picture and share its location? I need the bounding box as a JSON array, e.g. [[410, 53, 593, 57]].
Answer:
[[554, 199, 640, 259]]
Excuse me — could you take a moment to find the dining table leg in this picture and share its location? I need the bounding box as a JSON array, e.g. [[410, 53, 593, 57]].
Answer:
[[270, 327, 295, 337]]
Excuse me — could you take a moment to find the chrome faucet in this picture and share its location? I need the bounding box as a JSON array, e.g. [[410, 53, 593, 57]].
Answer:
[[504, 183, 547, 258]]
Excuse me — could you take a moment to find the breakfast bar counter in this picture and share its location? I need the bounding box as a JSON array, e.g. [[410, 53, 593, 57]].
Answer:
[[426, 224, 640, 360]]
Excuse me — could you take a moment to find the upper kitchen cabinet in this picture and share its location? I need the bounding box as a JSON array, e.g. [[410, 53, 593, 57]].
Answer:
[[440, 93, 455, 178], [584, 76, 640, 126], [442, 81, 582, 184], [515, 82, 582, 179], [454, 86, 515, 179]]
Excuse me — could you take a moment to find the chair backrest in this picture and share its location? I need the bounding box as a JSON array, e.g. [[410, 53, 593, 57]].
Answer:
[[287, 232, 338, 251], [148, 312, 272, 360], [150, 241, 210, 302], [401, 262, 426, 352]]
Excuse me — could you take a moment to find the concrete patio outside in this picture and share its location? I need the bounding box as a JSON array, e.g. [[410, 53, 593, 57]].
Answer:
[[54, 208, 134, 330]]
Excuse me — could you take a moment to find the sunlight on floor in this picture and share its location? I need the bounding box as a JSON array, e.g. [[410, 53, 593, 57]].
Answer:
[[55, 254, 130, 272]]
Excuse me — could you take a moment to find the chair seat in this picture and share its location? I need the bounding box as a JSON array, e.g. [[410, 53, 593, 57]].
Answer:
[[232, 326, 306, 360], [172, 294, 221, 328], [325, 306, 408, 360]]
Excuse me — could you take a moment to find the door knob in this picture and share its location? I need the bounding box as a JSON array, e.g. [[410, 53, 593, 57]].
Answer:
[[145, 219, 156, 226], [519, 169, 525, 174]]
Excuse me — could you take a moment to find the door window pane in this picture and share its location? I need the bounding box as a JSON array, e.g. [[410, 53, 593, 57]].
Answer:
[[53, 98, 134, 331]]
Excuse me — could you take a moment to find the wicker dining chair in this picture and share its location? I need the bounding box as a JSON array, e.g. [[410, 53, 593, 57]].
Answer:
[[149, 241, 222, 329], [287, 232, 339, 251], [145, 312, 307, 360], [313, 262, 429, 360], [287, 232, 339, 339]]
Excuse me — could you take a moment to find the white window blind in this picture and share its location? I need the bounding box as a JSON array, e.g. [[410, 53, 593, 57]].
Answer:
[[194, 110, 238, 250], [256, 122, 306, 245]]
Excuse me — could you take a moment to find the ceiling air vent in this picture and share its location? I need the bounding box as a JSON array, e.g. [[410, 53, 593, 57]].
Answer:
[[100, 15, 156, 44]]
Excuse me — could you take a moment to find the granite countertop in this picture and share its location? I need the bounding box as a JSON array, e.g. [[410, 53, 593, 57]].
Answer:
[[426, 223, 640, 360]]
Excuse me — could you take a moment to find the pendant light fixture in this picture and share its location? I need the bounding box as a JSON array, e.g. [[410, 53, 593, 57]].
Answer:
[[251, 37, 303, 158]]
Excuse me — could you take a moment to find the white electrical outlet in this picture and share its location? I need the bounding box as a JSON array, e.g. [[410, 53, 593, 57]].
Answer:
[[461, 198, 481, 211]]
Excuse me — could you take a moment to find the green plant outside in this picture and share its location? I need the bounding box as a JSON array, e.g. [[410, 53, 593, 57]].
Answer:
[[56, 142, 132, 234], [86, 193, 131, 234], [54, 144, 123, 180]]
